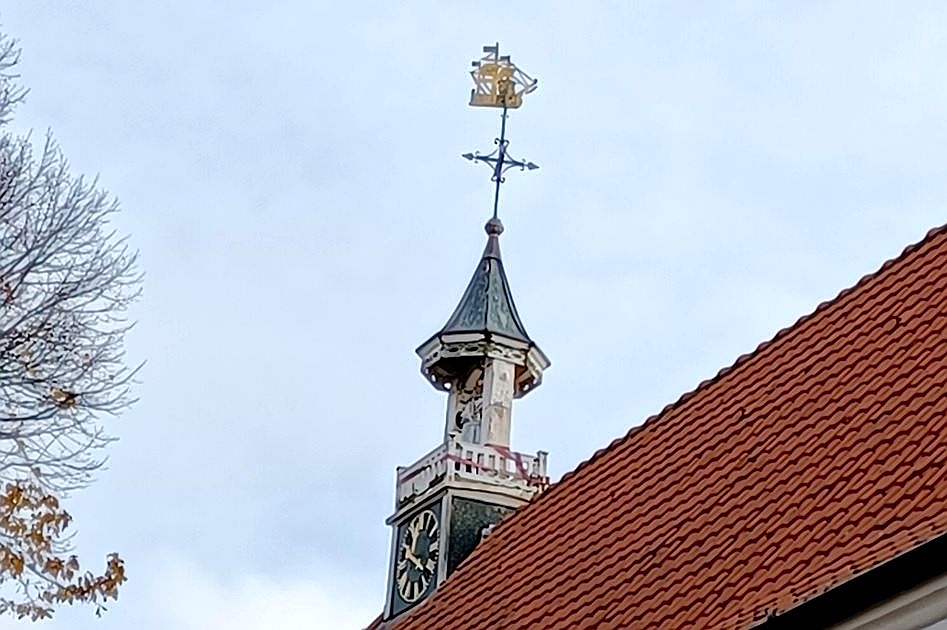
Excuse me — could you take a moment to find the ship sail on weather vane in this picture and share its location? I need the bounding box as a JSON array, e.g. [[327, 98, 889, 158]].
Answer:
[[461, 43, 539, 221]]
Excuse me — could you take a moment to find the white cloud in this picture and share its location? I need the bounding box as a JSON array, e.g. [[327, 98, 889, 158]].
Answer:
[[0, 555, 381, 630], [147, 557, 379, 630]]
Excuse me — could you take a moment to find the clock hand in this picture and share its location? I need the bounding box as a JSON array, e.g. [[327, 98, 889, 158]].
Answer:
[[402, 543, 425, 570]]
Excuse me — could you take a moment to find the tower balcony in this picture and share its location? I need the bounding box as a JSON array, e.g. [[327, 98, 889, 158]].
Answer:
[[395, 438, 548, 508]]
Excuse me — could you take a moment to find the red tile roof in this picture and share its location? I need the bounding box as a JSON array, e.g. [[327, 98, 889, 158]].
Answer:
[[394, 225, 947, 629]]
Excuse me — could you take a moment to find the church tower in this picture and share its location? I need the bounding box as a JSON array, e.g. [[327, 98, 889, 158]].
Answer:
[[382, 44, 550, 622]]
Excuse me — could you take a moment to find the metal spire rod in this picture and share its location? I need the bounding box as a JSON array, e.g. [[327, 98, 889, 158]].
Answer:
[[492, 108, 507, 220], [462, 43, 539, 222]]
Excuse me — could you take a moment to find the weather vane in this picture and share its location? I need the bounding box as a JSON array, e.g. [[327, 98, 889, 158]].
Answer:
[[462, 43, 539, 221]]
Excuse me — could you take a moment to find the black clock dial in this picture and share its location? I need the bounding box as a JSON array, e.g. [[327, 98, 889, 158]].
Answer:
[[396, 509, 440, 603]]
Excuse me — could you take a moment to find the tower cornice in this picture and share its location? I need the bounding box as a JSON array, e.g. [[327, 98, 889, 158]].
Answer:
[[416, 218, 550, 396]]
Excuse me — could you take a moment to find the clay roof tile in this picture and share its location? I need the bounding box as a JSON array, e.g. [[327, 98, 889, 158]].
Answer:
[[394, 223, 947, 629]]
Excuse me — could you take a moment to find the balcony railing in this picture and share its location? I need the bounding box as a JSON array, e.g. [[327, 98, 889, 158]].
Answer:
[[396, 438, 548, 505]]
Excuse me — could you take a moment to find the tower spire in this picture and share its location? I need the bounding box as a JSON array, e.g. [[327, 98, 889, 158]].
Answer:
[[419, 43, 548, 396], [461, 42, 539, 222]]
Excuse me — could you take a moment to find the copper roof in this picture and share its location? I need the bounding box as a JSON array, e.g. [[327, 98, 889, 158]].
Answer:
[[433, 217, 533, 345], [393, 224, 947, 629]]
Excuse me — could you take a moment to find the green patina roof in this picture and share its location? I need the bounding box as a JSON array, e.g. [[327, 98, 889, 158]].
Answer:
[[438, 218, 532, 344]]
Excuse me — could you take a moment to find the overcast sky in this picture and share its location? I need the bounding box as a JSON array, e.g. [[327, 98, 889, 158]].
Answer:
[[3, 2, 947, 629]]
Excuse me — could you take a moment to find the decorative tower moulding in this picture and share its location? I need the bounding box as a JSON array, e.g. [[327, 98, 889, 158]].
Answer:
[[380, 43, 550, 623]]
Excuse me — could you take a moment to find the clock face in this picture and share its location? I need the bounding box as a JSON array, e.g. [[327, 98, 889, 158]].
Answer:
[[396, 509, 440, 603]]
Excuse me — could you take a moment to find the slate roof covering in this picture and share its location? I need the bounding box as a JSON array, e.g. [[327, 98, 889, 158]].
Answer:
[[434, 217, 533, 344], [391, 224, 947, 629]]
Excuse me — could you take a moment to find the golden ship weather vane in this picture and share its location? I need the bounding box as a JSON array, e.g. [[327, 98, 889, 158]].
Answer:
[[462, 43, 539, 220]]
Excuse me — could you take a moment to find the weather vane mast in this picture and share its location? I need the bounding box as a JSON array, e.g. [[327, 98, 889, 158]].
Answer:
[[462, 43, 539, 221]]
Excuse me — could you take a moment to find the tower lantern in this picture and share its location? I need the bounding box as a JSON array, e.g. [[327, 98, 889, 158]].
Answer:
[[380, 44, 550, 623]]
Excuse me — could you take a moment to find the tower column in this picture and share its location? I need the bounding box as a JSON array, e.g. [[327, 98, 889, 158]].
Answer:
[[481, 357, 514, 447], [444, 386, 460, 442]]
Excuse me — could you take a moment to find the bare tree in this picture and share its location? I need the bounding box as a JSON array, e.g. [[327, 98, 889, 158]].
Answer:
[[0, 31, 138, 619]]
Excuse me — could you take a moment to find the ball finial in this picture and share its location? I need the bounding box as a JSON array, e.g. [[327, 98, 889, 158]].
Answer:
[[485, 217, 505, 236]]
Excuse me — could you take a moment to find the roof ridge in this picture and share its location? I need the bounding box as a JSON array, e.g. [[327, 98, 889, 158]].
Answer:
[[450, 221, 947, 557]]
